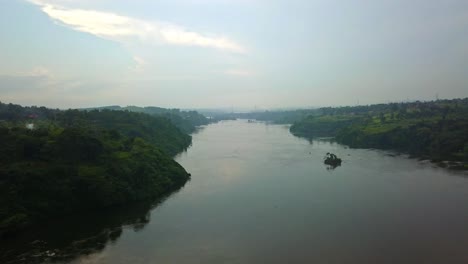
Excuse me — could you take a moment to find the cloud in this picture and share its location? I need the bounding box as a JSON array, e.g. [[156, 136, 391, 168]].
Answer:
[[0, 67, 53, 94], [130, 56, 146, 72], [27, 66, 54, 78], [0, 75, 46, 93], [0, 65, 121, 107], [27, 0, 245, 53]]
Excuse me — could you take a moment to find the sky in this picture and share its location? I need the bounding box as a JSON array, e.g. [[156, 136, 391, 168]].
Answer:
[[0, 0, 467, 109]]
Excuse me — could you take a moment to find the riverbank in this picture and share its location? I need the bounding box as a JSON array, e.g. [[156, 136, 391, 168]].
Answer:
[[290, 99, 468, 170], [0, 102, 192, 237], [3, 119, 468, 264]]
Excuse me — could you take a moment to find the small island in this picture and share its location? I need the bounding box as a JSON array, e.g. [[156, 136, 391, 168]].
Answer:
[[324, 152, 342, 167]]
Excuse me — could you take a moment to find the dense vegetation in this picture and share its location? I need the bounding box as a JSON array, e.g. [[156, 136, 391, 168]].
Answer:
[[290, 98, 468, 168], [84, 105, 210, 133], [0, 200, 158, 263], [0, 102, 192, 236]]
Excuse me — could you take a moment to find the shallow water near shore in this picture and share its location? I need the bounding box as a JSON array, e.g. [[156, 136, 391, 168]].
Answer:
[[2, 119, 468, 264]]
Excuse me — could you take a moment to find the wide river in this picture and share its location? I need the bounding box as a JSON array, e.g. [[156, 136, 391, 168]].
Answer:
[[3, 120, 468, 264]]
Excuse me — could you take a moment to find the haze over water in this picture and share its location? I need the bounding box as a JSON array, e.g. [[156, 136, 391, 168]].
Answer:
[[48, 120, 468, 264]]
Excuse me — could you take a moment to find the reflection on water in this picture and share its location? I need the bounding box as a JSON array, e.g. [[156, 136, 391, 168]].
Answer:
[[0, 189, 184, 264], [326, 163, 341, 170]]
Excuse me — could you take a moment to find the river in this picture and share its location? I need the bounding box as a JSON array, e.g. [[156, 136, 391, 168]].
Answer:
[[3, 119, 468, 264]]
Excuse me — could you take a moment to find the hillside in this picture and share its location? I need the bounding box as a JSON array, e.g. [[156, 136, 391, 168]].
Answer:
[[0, 102, 192, 236], [84, 105, 210, 133], [290, 98, 468, 168]]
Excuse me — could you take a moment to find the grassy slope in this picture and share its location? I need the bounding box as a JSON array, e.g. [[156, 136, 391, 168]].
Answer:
[[290, 99, 468, 168]]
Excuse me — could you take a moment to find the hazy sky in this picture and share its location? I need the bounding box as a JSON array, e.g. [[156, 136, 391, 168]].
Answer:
[[1, 0, 467, 109]]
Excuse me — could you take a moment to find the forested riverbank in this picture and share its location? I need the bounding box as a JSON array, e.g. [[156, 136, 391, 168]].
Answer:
[[290, 98, 468, 169], [0, 102, 192, 236], [83, 105, 211, 134]]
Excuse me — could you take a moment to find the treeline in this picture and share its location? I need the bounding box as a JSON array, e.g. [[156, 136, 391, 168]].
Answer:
[[290, 98, 468, 168], [0, 102, 192, 236], [84, 105, 210, 133], [208, 109, 319, 124]]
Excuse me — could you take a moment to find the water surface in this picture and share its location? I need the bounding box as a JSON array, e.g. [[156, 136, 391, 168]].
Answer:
[[3, 120, 468, 264]]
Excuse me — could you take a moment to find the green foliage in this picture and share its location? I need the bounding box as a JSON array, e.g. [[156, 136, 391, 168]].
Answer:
[[0, 102, 191, 236], [84, 105, 210, 133], [57, 109, 192, 156], [290, 115, 359, 137], [291, 98, 468, 166]]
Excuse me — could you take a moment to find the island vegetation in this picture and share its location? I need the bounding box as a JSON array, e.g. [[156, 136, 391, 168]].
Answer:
[[324, 153, 342, 168], [290, 98, 468, 169], [0, 102, 192, 236]]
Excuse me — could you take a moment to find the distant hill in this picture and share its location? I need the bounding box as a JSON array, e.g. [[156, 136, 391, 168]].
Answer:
[[82, 105, 210, 133], [202, 109, 320, 124]]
